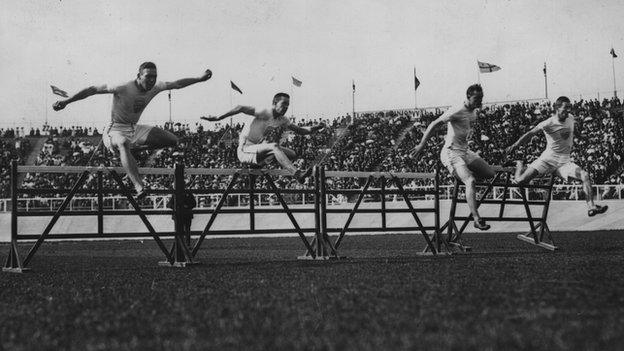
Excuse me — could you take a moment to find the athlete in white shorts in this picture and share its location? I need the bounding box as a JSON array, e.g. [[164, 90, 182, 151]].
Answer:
[[506, 96, 607, 217], [201, 93, 325, 184], [411, 84, 495, 230], [53, 62, 213, 198]]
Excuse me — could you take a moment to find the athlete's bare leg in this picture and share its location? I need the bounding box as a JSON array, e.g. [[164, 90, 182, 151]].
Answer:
[[143, 127, 178, 149], [110, 135, 144, 193], [514, 161, 539, 185], [454, 164, 488, 230], [467, 157, 496, 179], [569, 167, 597, 210], [256, 143, 298, 175]]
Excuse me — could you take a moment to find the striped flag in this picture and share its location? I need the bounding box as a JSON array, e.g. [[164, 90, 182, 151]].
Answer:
[[50, 85, 68, 97], [291, 76, 302, 87], [230, 81, 243, 94], [478, 61, 501, 73], [611, 48, 618, 58]]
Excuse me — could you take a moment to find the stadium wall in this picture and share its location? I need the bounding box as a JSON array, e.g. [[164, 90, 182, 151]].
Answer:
[[1, 200, 623, 242]]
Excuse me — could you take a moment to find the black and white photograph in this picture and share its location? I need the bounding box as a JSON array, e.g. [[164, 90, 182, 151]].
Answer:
[[1, 0, 624, 349]]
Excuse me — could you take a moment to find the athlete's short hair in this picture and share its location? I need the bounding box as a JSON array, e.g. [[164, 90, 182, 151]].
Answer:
[[466, 84, 483, 98], [139, 62, 157, 71], [554, 96, 571, 109], [273, 92, 290, 104]]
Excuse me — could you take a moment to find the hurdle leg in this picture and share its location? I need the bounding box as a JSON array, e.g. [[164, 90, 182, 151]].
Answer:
[[160, 163, 199, 267], [445, 179, 472, 252], [332, 175, 373, 251], [264, 173, 317, 259], [498, 172, 511, 218], [22, 170, 91, 267], [319, 168, 338, 258], [3, 242, 26, 273], [539, 176, 557, 249], [392, 176, 446, 255], [3, 160, 28, 273], [517, 175, 557, 251], [431, 163, 449, 254], [299, 167, 342, 260], [108, 170, 174, 264], [191, 173, 239, 258]]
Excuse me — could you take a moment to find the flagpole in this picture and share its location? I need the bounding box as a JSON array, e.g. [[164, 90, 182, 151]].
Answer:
[[352, 80, 355, 119], [476, 60, 481, 85], [168, 91, 172, 124], [414, 88, 417, 112], [290, 84, 295, 119], [45, 82, 48, 126], [413, 67, 417, 112], [229, 86, 234, 129], [543, 62, 548, 100], [612, 53, 617, 98]]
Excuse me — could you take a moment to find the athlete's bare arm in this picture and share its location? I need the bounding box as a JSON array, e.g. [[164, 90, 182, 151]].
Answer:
[[409, 114, 447, 158], [201, 105, 256, 122], [505, 125, 541, 155], [52, 85, 111, 111], [287, 123, 326, 135], [166, 69, 212, 90]]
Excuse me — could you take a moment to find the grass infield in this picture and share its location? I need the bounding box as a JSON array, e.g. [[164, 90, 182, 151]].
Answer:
[[1, 230, 624, 350]]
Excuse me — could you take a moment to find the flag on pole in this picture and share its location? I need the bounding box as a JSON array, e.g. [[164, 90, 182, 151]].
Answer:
[[414, 68, 420, 90], [352, 80, 355, 92], [611, 48, 618, 58], [478, 61, 501, 73], [291, 76, 302, 87], [50, 85, 68, 97], [543, 62, 547, 75], [230, 81, 243, 94]]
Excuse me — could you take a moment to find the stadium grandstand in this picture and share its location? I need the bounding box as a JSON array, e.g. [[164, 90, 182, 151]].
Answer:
[[2, 96, 624, 212]]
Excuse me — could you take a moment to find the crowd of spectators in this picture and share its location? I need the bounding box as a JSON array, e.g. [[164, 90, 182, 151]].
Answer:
[[0, 137, 31, 197], [1, 125, 101, 138], [2, 97, 624, 203]]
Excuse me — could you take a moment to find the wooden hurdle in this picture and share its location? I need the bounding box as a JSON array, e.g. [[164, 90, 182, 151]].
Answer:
[[186, 166, 319, 260], [2, 162, 322, 272], [3, 161, 451, 272], [297, 164, 448, 259], [2, 160, 190, 272], [442, 165, 557, 252]]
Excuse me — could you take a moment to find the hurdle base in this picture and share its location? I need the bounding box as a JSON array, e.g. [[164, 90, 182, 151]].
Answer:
[[297, 255, 346, 261], [158, 261, 202, 268], [2, 267, 31, 273], [516, 234, 558, 251], [448, 241, 472, 252]]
